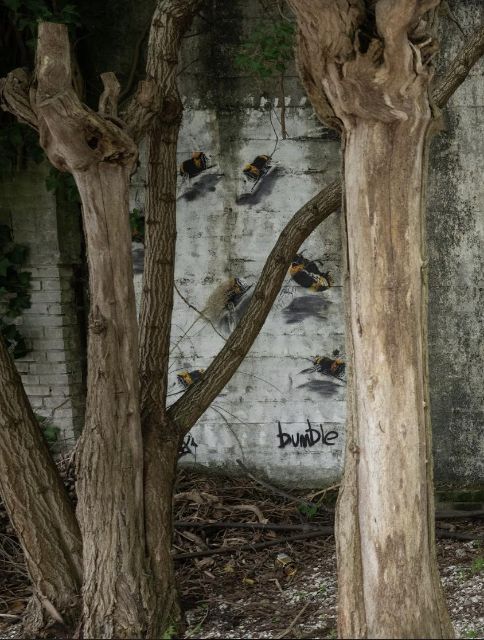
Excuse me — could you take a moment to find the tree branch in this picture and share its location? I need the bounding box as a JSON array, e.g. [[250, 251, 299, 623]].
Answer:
[[169, 21, 484, 434], [432, 23, 484, 108], [168, 179, 342, 433], [0, 68, 38, 130], [122, 0, 206, 143]]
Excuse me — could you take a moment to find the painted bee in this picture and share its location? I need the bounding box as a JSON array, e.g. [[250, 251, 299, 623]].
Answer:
[[243, 154, 271, 182], [302, 351, 345, 380], [179, 152, 209, 179], [177, 369, 205, 389], [289, 254, 332, 292], [225, 278, 253, 311]]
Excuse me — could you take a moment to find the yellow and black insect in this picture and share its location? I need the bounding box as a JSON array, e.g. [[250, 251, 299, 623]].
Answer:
[[225, 278, 252, 310], [177, 369, 205, 389], [302, 352, 345, 380], [289, 254, 332, 292], [179, 152, 209, 179], [243, 154, 271, 182]]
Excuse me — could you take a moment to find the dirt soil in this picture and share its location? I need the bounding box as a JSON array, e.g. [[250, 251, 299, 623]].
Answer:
[[1, 467, 483, 639]]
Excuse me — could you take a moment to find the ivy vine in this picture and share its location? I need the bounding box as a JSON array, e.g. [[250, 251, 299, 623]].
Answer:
[[235, 18, 295, 139], [0, 224, 31, 358], [130, 208, 145, 244]]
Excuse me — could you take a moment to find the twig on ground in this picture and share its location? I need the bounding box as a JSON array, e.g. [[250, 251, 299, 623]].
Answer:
[[277, 600, 312, 639], [435, 510, 484, 520], [175, 521, 323, 532], [436, 529, 484, 541], [173, 528, 334, 560]]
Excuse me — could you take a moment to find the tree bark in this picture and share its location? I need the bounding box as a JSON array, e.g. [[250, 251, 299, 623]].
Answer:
[[135, 2, 204, 634], [73, 164, 150, 638], [338, 115, 453, 638], [168, 20, 484, 439], [288, 1, 455, 637], [32, 24, 150, 638], [0, 337, 82, 632], [140, 117, 182, 634]]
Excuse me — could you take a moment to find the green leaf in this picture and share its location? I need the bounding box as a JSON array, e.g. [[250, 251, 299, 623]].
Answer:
[[0, 258, 10, 278]]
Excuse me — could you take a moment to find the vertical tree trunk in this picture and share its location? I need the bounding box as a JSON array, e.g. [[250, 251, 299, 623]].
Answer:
[[74, 164, 150, 638], [336, 113, 453, 638], [286, 1, 455, 637], [134, 2, 205, 634], [30, 24, 151, 638], [140, 119, 182, 634], [0, 337, 82, 632]]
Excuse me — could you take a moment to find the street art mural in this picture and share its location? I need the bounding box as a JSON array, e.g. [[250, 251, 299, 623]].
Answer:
[[130, 106, 345, 485]]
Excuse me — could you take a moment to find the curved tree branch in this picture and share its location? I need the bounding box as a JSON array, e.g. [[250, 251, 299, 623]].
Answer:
[[432, 23, 484, 108], [168, 179, 342, 433], [169, 20, 484, 435], [0, 68, 38, 130]]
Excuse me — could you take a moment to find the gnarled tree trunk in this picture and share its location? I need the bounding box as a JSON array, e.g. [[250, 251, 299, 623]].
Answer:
[[0, 337, 82, 633], [288, 1, 454, 637], [33, 25, 150, 638]]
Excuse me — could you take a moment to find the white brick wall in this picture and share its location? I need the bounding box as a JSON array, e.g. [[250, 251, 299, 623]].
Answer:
[[0, 163, 85, 444]]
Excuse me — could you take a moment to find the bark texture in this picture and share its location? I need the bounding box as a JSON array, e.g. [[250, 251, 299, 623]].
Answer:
[[0, 337, 82, 631], [33, 24, 149, 638], [288, 1, 454, 637], [168, 18, 484, 440], [136, 2, 205, 634]]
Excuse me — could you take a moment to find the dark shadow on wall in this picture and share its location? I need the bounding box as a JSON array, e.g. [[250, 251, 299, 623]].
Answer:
[[236, 166, 280, 205], [297, 379, 342, 397], [181, 173, 223, 202], [132, 242, 144, 275], [282, 295, 331, 324]]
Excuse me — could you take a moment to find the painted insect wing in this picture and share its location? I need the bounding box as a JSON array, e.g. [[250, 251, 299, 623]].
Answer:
[[180, 152, 208, 178], [177, 369, 204, 388], [226, 278, 252, 308]]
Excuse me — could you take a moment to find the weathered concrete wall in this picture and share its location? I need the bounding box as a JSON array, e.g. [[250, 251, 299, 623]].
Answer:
[[427, 1, 484, 483], [133, 0, 484, 486], [2, 0, 480, 485], [0, 163, 85, 442]]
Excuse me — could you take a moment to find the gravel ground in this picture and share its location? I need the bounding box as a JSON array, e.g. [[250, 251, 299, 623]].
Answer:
[[1, 468, 482, 639], [182, 539, 484, 639]]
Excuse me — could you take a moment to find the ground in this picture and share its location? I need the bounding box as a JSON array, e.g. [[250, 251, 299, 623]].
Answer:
[[0, 467, 483, 639]]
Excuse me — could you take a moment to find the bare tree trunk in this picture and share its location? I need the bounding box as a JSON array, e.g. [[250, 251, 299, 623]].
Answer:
[[135, 2, 205, 633], [142, 417, 182, 635], [0, 337, 82, 632], [141, 119, 182, 634], [337, 113, 453, 637], [287, 1, 455, 637], [31, 25, 150, 638], [73, 164, 150, 638]]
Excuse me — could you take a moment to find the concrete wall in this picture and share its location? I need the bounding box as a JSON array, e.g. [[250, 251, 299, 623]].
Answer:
[[427, 1, 484, 482], [1, 0, 480, 486], [0, 163, 86, 442], [132, 0, 484, 486]]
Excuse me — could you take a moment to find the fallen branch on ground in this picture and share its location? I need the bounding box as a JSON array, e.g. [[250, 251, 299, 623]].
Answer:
[[172, 528, 334, 560], [175, 521, 322, 532]]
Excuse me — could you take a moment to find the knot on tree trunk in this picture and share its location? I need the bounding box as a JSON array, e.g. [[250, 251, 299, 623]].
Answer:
[[90, 307, 108, 334]]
